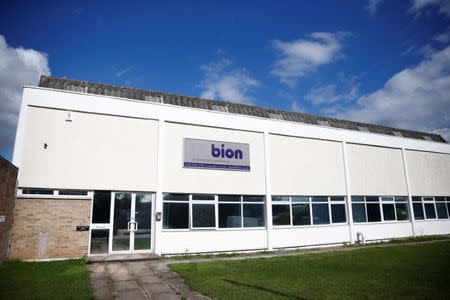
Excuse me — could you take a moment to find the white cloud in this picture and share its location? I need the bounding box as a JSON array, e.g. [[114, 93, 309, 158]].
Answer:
[[291, 100, 303, 113], [199, 56, 260, 104], [410, 0, 450, 18], [366, 0, 383, 16], [435, 26, 450, 44], [0, 35, 50, 156], [334, 46, 450, 141], [305, 74, 360, 106], [271, 32, 345, 87]]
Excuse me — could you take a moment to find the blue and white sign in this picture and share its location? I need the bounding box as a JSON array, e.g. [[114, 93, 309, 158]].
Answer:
[[183, 138, 250, 171]]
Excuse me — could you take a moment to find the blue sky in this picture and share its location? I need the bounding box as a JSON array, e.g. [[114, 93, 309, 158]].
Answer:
[[1, 0, 450, 160]]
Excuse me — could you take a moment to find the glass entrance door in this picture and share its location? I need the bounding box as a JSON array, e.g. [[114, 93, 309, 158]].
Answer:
[[111, 192, 153, 253]]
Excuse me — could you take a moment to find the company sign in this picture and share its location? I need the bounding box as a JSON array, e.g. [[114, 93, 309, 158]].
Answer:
[[183, 138, 250, 171]]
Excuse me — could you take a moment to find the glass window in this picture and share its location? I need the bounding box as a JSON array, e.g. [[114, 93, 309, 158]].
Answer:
[[382, 204, 396, 221], [192, 194, 215, 201], [192, 204, 215, 228], [218, 195, 241, 202], [330, 196, 345, 201], [90, 230, 109, 254], [21, 188, 54, 195], [292, 196, 309, 202], [292, 204, 310, 225], [243, 204, 264, 227], [331, 204, 346, 223], [367, 203, 382, 222], [436, 203, 448, 219], [92, 191, 111, 223], [395, 203, 409, 221], [272, 196, 290, 202], [219, 203, 241, 228], [311, 196, 328, 202], [59, 190, 88, 196], [163, 202, 189, 229], [243, 195, 264, 202], [352, 203, 367, 222], [163, 193, 189, 201], [352, 196, 365, 202], [312, 204, 330, 225], [366, 196, 380, 202], [272, 205, 290, 225], [424, 203, 436, 219], [412, 196, 422, 202], [413, 203, 425, 220]]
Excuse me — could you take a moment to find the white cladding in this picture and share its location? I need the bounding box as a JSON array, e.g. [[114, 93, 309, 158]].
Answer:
[[270, 134, 346, 195], [18, 106, 158, 191], [347, 144, 408, 195], [163, 122, 265, 194], [406, 150, 450, 196]]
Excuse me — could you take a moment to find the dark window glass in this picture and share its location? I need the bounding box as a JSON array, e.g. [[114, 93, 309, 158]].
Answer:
[[412, 196, 422, 202], [272, 205, 290, 225], [243, 204, 264, 227], [435, 197, 445, 202], [382, 204, 396, 221], [192, 194, 214, 200], [218, 195, 241, 202], [163, 202, 189, 229], [59, 190, 88, 196], [163, 193, 189, 201], [424, 203, 436, 219], [243, 195, 264, 202], [331, 204, 346, 223], [92, 191, 111, 223], [21, 188, 53, 195], [311, 196, 328, 202], [292, 196, 309, 202], [381, 197, 394, 202], [395, 203, 409, 221], [352, 203, 366, 222], [292, 204, 310, 225], [219, 204, 242, 228], [413, 203, 425, 220], [330, 196, 345, 201], [447, 203, 450, 218], [312, 204, 330, 225], [395, 196, 407, 202], [436, 203, 448, 219], [367, 203, 382, 222], [366, 196, 379, 202], [272, 196, 289, 201], [352, 196, 364, 202], [192, 204, 215, 227], [90, 230, 109, 254]]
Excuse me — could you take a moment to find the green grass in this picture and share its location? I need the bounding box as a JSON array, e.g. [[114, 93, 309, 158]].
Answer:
[[0, 259, 94, 300], [170, 241, 450, 299]]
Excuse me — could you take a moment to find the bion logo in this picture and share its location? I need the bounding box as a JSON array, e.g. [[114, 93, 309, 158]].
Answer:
[[211, 144, 243, 159]]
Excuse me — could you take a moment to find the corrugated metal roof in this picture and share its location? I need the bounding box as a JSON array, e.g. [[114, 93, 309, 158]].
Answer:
[[38, 75, 446, 143]]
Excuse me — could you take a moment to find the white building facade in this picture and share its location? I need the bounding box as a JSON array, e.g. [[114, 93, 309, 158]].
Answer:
[[10, 76, 450, 259]]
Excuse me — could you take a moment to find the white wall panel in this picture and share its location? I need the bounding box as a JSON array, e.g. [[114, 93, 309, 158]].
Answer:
[[271, 226, 350, 248], [163, 122, 266, 194], [19, 107, 158, 191], [270, 134, 346, 195], [414, 220, 450, 236], [353, 223, 413, 241], [406, 150, 450, 196], [348, 144, 407, 195]]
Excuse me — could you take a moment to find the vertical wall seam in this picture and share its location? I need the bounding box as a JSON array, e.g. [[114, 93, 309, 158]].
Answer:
[[154, 118, 165, 255], [263, 132, 273, 250], [342, 141, 354, 243], [401, 148, 416, 236]]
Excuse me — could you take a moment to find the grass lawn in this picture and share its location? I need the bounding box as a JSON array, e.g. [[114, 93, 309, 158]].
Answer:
[[170, 241, 450, 299], [0, 259, 94, 300]]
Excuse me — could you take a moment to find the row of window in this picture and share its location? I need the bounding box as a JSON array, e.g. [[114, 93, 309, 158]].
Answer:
[[352, 196, 409, 223], [19, 188, 89, 197], [272, 196, 347, 226], [412, 196, 450, 220], [163, 194, 265, 229]]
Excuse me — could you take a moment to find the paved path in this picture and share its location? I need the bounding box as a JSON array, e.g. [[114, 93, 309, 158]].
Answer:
[[88, 260, 210, 300]]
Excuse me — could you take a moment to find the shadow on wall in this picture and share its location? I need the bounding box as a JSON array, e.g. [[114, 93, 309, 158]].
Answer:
[[0, 156, 18, 263]]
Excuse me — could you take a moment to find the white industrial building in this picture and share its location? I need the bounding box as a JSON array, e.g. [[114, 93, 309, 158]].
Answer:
[[10, 76, 450, 259]]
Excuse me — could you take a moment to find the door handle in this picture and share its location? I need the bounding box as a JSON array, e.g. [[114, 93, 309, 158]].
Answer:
[[134, 222, 138, 231], [127, 221, 132, 231]]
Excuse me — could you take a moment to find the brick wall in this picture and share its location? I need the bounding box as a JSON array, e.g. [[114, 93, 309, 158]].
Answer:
[[11, 198, 91, 260], [0, 156, 18, 263]]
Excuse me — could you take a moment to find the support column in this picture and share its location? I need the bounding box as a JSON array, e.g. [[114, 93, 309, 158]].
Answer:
[[341, 141, 355, 244], [263, 132, 273, 251], [401, 148, 416, 236], [153, 118, 166, 255]]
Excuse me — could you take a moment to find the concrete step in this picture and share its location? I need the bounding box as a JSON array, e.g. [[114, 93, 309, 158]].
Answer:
[[86, 253, 160, 263]]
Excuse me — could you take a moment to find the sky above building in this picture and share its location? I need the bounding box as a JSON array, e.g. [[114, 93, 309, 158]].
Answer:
[[1, 0, 450, 160]]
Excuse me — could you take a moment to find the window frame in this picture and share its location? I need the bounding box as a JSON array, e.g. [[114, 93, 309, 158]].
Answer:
[[18, 188, 93, 199], [352, 196, 410, 223]]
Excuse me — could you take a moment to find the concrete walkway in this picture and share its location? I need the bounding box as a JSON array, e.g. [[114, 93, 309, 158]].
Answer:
[[88, 260, 210, 300]]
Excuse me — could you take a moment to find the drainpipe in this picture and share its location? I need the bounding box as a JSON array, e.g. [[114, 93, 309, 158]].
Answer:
[[263, 132, 273, 251], [153, 118, 166, 255], [342, 141, 355, 244], [401, 148, 416, 237]]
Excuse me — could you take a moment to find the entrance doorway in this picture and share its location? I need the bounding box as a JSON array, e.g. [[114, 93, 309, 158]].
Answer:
[[110, 192, 153, 253]]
